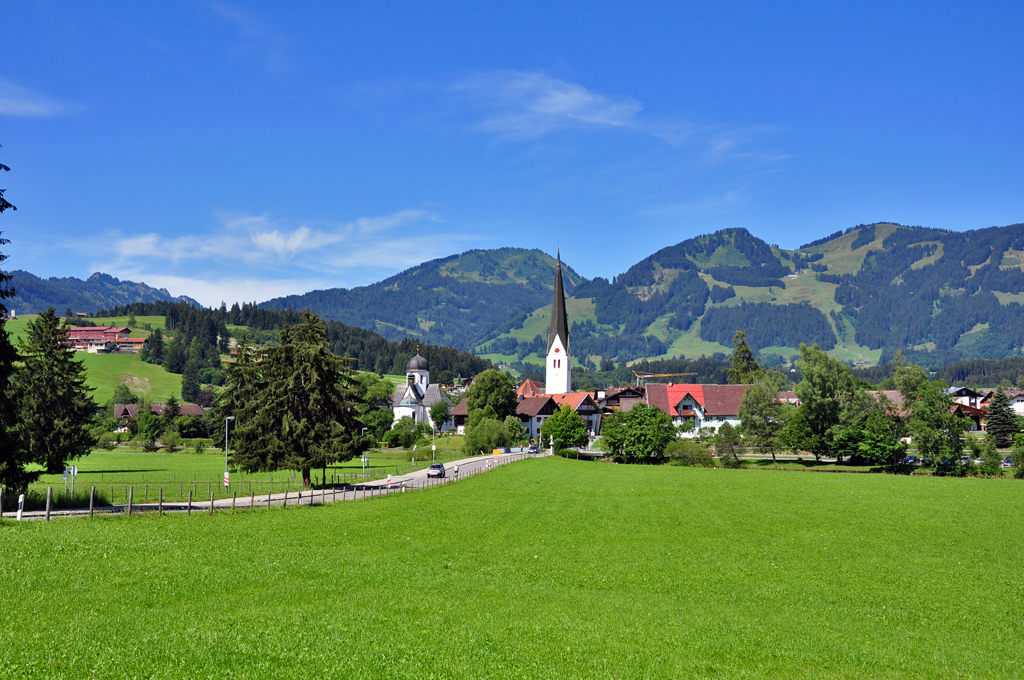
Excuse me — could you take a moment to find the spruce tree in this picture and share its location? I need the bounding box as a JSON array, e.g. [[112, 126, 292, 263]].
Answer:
[[145, 327, 165, 364], [220, 312, 370, 486], [0, 145, 25, 492], [11, 308, 97, 485], [985, 388, 1018, 449], [728, 331, 762, 384], [181, 360, 200, 403]]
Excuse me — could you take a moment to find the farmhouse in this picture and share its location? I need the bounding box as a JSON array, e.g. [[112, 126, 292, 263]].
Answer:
[[113, 402, 205, 422], [65, 326, 146, 353], [645, 383, 747, 434]]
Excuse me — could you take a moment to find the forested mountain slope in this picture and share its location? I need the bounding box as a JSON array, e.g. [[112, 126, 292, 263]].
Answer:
[[257, 223, 1024, 369], [5, 270, 200, 314], [261, 248, 583, 351], [476, 222, 1024, 369]]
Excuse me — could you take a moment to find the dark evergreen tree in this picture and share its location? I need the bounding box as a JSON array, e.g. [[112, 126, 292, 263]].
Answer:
[[163, 395, 181, 422], [728, 331, 762, 384], [985, 388, 1018, 449], [146, 327, 165, 364], [181, 360, 200, 403], [10, 308, 97, 489], [0, 146, 24, 493], [219, 312, 371, 486]]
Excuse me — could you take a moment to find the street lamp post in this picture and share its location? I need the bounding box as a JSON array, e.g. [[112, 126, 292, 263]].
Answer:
[[224, 416, 235, 490], [361, 428, 368, 478]]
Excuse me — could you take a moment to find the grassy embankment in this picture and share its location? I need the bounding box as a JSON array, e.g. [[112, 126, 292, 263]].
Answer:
[[2, 457, 1022, 678]]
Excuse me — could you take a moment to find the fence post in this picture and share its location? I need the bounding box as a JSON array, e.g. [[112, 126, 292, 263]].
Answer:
[[158, 487, 163, 516], [0, 486, 4, 518], [127, 487, 133, 517], [250, 492, 254, 510], [187, 490, 193, 515], [89, 486, 95, 518], [145, 484, 148, 502], [267, 491, 271, 509], [232, 492, 236, 510], [283, 491, 288, 508], [208, 491, 214, 515], [46, 486, 52, 521]]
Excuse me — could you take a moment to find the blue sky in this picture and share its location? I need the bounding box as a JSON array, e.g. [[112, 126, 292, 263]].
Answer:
[[1, 1, 1022, 306]]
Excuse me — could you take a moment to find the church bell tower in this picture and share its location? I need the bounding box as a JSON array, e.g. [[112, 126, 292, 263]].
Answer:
[[545, 251, 572, 394]]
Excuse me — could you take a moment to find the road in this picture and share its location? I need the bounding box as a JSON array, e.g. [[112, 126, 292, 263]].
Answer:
[[7, 451, 546, 521]]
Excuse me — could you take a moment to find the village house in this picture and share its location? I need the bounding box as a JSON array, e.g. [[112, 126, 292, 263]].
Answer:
[[391, 353, 454, 430], [644, 383, 748, 434]]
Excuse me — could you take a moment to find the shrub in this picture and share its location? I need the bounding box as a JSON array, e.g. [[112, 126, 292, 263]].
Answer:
[[162, 431, 181, 452], [98, 433, 117, 451]]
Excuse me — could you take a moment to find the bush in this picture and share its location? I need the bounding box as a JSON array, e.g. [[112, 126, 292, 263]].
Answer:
[[665, 438, 714, 467], [98, 433, 117, 451], [162, 431, 181, 452]]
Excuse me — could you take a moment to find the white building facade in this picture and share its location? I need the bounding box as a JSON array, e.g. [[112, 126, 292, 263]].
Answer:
[[391, 353, 454, 430]]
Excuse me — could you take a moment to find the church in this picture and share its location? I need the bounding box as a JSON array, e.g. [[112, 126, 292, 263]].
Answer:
[[391, 353, 454, 429]]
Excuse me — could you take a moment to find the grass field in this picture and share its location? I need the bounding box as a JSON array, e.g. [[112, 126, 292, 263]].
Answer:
[[20, 442, 469, 507], [2, 458, 1022, 678], [77, 352, 182, 405]]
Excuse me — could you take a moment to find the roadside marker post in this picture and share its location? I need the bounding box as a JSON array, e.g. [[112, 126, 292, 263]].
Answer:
[[17, 493, 24, 521]]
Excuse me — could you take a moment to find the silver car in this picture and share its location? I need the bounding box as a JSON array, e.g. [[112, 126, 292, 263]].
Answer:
[[427, 463, 446, 478]]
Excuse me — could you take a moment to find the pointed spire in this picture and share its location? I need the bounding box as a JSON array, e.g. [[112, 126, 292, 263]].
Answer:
[[547, 250, 570, 353]]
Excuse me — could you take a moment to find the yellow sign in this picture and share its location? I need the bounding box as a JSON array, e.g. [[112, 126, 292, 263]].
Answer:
[[492, 449, 501, 456]]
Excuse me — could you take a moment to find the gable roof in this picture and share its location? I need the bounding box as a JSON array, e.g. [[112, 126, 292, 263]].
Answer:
[[547, 392, 599, 412], [700, 385, 748, 417], [516, 396, 557, 417], [450, 400, 469, 417]]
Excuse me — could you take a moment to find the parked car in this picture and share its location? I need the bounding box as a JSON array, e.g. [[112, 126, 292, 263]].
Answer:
[[427, 463, 446, 478], [920, 457, 933, 466], [1004, 456, 1015, 468], [905, 455, 919, 465]]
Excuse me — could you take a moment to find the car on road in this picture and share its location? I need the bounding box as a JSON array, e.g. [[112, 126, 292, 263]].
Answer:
[[1004, 456, 1015, 468], [527, 445, 538, 453], [905, 455, 919, 465], [427, 463, 446, 478]]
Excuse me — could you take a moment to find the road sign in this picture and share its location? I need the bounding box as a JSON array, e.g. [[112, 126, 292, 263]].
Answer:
[[224, 472, 230, 488], [386, 474, 392, 488], [70, 466, 78, 477]]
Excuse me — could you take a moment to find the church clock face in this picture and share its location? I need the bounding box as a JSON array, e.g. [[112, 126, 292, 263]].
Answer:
[[554, 348, 560, 353]]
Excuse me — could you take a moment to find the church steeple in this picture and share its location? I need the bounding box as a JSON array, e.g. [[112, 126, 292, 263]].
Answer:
[[545, 250, 572, 394]]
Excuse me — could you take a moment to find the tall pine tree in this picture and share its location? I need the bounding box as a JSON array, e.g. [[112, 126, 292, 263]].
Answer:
[[728, 331, 762, 384], [219, 312, 371, 485], [180, 360, 200, 403], [12, 308, 97, 486], [0, 144, 25, 493]]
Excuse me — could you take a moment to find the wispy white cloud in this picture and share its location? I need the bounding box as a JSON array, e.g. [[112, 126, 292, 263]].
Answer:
[[0, 77, 80, 117], [452, 71, 642, 138], [451, 70, 785, 165], [212, 4, 291, 74], [68, 208, 480, 306]]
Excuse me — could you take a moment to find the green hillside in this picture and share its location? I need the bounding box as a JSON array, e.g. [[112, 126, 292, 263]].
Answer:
[[260, 248, 584, 351], [480, 222, 1024, 369], [6, 270, 200, 314]]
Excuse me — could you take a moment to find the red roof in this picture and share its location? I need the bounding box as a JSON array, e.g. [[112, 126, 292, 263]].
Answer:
[[517, 379, 546, 400], [450, 400, 469, 417], [645, 383, 746, 417]]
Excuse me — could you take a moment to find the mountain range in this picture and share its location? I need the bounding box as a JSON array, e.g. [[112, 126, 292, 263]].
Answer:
[[5, 271, 201, 315], [263, 222, 1024, 369], [11, 220, 1024, 370]]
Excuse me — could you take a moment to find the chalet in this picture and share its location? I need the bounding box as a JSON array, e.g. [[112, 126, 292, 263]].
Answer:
[[645, 383, 747, 434], [597, 386, 644, 415], [450, 400, 469, 435], [547, 392, 603, 437], [113, 403, 205, 422], [66, 326, 131, 351], [948, 387, 983, 409], [516, 396, 558, 439]]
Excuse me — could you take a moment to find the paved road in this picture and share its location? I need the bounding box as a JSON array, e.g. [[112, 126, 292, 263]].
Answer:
[[7, 451, 546, 521]]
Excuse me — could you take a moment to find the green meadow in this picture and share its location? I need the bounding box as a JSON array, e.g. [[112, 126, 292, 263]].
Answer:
[[20, 443, 468, 507], [2, 458, 1022, 678]]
